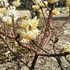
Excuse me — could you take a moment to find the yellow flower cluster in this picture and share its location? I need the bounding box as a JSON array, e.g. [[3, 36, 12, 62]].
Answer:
[[0, 0, 40, 42], [0, 8, 6, 14], [21, 29, 40, 40], [1, 6, 19, 24], [66, 0, 70, 8], [0, 0, 9, 7], [0, 8, 6, 18], [2, 16, 12, 25], [32, 1, 48, 10], [20, 17, 38, 30], [64, 42, 70, 53], [63, 30, 69, 35], [39, 3, 45, 8], [48, 0, 58, 4], [20, 17, 40, 40]]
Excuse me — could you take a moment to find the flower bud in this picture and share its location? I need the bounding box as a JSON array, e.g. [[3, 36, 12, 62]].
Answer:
[[39, 3, 45, 8], [20, 23, 27, 29], [2, 16, 12, 25], [64, 45, 70, 53], [5, 3, 9, 7], [52, 10, 58, 15], [32, 5, 40, 10], [12, 1, 21, 7], [63, 30, 68, 35], [21, 29, 40, 40], [20, 17, 40, 40], [0, 13, 3, 18], [38, 10, 42, 14]]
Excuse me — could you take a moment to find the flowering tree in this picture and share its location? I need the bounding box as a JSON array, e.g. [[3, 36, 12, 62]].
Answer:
[[0, 0, 70, 70]]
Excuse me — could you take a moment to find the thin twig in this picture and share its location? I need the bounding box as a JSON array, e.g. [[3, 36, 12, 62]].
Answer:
[[16, 39, 37, 54], [31, 40, 48, 53], [64, 56, 70, 63], [0, 35, 30, 69], [12, 17, 17, 35], [52, 16, 70, 35], [38, 52, 70, 57]]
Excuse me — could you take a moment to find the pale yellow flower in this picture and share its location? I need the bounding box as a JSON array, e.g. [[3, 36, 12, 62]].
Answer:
[[20, 17, 39, 30], [21, 38, 29, 44], [0, 0, 9, 7], [20, 17, 40, 40], [32, 5, 40, 10], [64, 46, 70, 53], [39, 3, 45, 8], [63, 30, 70, 35], [64, 45, 70, 53], [6, 6, 19, 21], [51, 9, 58, 15], [66, 0, 70, 8], [31, 17, 39, 30], [20, 15, 27, 19], [0, 8, 6, 14], [64, 42, 70, 53], [5, 2, 9, 7], [0, 13, 3, 18], [21, 29, 40, 40], [63, 30, 68, 35], [2, 16, 12, 25], [48, 0, 58, 4], [12, 1, 21, 7], [20, 20, 28, 29], [38, 10, 42, 14]]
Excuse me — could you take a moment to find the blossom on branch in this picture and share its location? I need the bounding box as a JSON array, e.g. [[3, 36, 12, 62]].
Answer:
[[20, 17, 40, 40], [51, 9, 60, 15], [0, 8, 6, 14], [0, 0, 9, 7], [2, 16, 12, 25], [6, 6, 19, 21]]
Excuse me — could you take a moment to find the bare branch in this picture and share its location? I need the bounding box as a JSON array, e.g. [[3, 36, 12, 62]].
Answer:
[[38, 52, 70, 57]]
